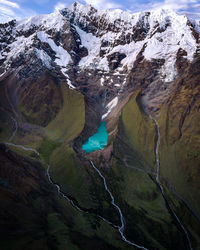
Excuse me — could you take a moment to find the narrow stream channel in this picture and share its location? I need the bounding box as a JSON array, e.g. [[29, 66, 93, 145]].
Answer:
[[5, 142, 39, 155], [90, 160, 148, 250], [149, 115, 193, 250], [3, 142, 125, 242], [4, 114, 193, 249], [5, 140, 148, 248]]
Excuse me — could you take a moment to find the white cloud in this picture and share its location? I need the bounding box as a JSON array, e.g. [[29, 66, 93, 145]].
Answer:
[[54, 2, 68, 11], [0, 4, 15, 15], [0, 0, 19, 9], [162, 0, 198, 10], [130, 0, 200, 13], [0, 0, 199, 24], [0, 0, 36, 23], [33, 0, 50, 4], [83, 0, 122, 9], [54, 0, 122, 11]]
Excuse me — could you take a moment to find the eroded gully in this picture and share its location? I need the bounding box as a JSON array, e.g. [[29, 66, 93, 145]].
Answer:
[[3, 95, 131, 246], [149, 114, 193, 250], [3, 79, 147, 247], [4, 141, 148, 249], [4, 112, 192, 249], [90, 160, 147, 249], [5, 84, 19, 142]]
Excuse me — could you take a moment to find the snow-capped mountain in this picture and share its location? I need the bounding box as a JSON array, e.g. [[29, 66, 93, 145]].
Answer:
[[0, 3, 200, 250], [0, 2, 199, 110]]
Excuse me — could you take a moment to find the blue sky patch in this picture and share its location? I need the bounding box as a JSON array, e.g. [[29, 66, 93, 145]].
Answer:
[[0, 0, 200, 23]]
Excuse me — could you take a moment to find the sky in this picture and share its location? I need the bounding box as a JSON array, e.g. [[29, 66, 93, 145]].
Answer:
[[0, 0, 200, 23]]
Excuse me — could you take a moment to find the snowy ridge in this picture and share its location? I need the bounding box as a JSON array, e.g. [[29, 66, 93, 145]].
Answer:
[[75, 25, 109, 71], [6, 34, 35, 61], [0, 2, 199, 89], [68, 4, 198, 76], [37, 31, 72, 67], [15, 10, 66, 32], [65, 2, 139, 30]]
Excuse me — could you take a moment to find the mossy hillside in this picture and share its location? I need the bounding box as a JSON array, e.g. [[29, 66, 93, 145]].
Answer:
[[157, 83, 200, 216], [121, 91, 155, 170], [49, 143, 92, 208], [161, 182, 200, 248], [10, 82, 85, 164], [47, 213, 80, 250], [0, 145, 130, 250], [101, 91, 188, 249], [5, 128, 60, 166], [49, 143, 120, 223], [1, 179, 127, 250], [0, 80, 15, 142], [17, 73, 63, 127], [12, 82, 86, 206], [0, 111, 13, 142], [94, 220, 133, 250], [157, 123, 200, 246], [0, 79, 11, 110], [44, 181, 132, 250], [45, 84, 85, 143], [153, 78, 200, 247], [5, 144, 40, 160], [1, 195, 128, 250], [12, 74, 85, 160], [107, 133, 185, 249], [71, 208, 131, 250], [10, 123, 44, 150], [39, 138, 61, 164]]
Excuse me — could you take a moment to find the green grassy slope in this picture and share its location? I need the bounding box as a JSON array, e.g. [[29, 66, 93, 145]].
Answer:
[[45, 84, 85, 143], [0, 144, 130, 250], [158, 84, 200, 215], [120, 91, 155, 170], [103, 91, 188, 249]]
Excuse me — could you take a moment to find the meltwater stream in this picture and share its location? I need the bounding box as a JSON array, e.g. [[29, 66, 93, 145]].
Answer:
[[90, 160, 148, 250], [4, 141, 147, 249], [4, 119, 193, 249], [149, 115, 193, 250], [4, 142, 134, 245]]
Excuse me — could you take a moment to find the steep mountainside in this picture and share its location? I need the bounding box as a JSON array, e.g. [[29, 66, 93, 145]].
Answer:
[[0, 2, 200, 250]]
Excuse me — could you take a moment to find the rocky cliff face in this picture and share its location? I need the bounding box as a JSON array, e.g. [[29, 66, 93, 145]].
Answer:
[[0, 2, 200, 250]]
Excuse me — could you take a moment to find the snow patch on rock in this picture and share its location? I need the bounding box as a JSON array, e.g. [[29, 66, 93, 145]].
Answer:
[[61, 69, 76, 89], [100, 78, 104, 86], [7, 34, 35, 61], [143, 17, 196, 63], [160, 57, 177, 82], [111, 41, 145, 69], [16, 11, 66, 32], [142, 10, 197, 82], [35, 49, 52, 68], [75, 26, 109, 71], [37, 31, 72, 67], [102, 97, 118, 119]]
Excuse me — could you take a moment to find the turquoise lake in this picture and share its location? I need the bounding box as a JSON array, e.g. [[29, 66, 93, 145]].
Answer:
[[82, 122, 108, 153]]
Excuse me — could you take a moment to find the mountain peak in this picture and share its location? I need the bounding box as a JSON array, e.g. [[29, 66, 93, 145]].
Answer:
[[67, 1, 95, 12], [0, 1, 199, 83], [1, 2, 200, 250], [61, 2, 190, 29]]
